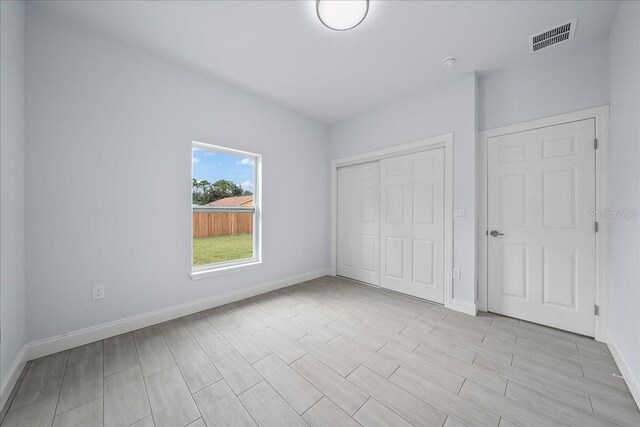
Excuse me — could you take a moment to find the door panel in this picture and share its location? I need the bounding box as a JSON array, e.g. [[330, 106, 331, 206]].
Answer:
[[487, 119, 596, 336], [337, 162, 380, 285], [380, 149, 445, 303]]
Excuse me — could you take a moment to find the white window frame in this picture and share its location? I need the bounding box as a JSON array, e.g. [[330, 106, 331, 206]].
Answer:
[[190, 141, 262, 280]]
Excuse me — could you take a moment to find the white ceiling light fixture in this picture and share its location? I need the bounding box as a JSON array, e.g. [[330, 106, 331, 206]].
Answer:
[[316, 0, 369, 31]]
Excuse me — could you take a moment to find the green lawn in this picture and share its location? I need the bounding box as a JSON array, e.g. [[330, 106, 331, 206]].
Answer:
[[193, 233, 254, 266]]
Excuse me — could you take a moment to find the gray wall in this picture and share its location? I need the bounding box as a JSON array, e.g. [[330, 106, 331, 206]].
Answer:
[[608, 0, 640, 385], [478, 35, 609, 131], [0, 0, 27, 393], [330, 74, 478, 303], [25, 7, 330, 342]]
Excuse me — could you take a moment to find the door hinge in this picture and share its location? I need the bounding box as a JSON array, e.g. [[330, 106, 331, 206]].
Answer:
[[594, 304, 600, 316], [595, 221, 599, 232], [594, 138, 598, 150]]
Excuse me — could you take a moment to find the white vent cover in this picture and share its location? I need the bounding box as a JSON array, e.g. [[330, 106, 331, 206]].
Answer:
[[530, 18, 577, 53]]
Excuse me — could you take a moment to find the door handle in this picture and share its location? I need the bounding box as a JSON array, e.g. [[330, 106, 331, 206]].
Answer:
[[490, 230, 504, 237]]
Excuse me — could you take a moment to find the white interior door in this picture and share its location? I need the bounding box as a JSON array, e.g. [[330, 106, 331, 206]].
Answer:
[[487, 119, 596, 336], [337, 161, 380, 285], [380, 149, 445, 303]]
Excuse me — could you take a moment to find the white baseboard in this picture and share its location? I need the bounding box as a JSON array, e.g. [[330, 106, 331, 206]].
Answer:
[[606, 330, 640, 410], [1, 346, 28, 412], [24, 268, 331, 362], [446, 298, 478, 316]]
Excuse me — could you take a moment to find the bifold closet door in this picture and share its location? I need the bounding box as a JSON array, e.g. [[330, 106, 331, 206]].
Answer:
[[337, 161, 380, 285], [380, 149, 445, 303]]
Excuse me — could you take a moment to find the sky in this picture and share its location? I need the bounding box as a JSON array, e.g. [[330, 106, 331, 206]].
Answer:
[[192, 148, 254, 192]]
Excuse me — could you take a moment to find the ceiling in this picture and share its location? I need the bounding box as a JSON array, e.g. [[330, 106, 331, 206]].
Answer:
[[37, 1, 619, 123]]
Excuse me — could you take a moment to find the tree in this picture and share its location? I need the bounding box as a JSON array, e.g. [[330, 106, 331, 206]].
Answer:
[[192, 179, 251, 205]]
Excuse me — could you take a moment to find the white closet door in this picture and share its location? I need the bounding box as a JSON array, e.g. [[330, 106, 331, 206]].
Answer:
[[487, 119, 596, 336], [380, 149, 445, 303], [337, 161, 380, 285]]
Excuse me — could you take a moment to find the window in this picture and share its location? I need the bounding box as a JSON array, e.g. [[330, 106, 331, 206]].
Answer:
[[191, 142, 261, 278]]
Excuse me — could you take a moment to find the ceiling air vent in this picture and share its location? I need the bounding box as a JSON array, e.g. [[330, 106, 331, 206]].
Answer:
[[530, 18, 577, 53]]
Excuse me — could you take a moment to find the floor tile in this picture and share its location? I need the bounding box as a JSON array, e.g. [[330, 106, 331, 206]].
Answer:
[[104, 365, 151, 426], [56, 354, 103, 414], [389, 367, 499, 426], [347, 366, 447, 427], [207, 344, 262, 394], [1, 397, 57, 427], [201, 308, 241, 334], [159, 319, 196, 353], [458, 380, 561, 427], [253, 327, 306, 364], [104, 333, 139, 377], [239, 382, 307, 427], [327, 321, 385, 352], [475, 355, 593, 412], [296, 335, 359, 377], [223, 328, 271, 363], [414, 343, 507, 394], [252, 354, 322, 414], [9, 351, 68, 412], [68, 341, 103, 365], [590, 396, 640, 426], [129, 416, 155, 427], [505, 380, 618, 426], [145, 366, 200, 427], [220, 306, 266, 333], [53, 398, 102, 427], [133, 325, 175, 377], [302, 397, 361, 427], [181, 313, 228, 354], [378, 344, 465, 393], [186, 418, 206, 427], [328, 336, 398, 378], [353, 398, 413, 427], [173, 345, 222, 394], [291, 354, 368, 416], [262, 315, 308, 341], [193, 380, 256, 427]]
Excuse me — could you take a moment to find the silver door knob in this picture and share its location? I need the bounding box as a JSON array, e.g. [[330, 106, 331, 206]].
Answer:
[[490, 230, 504, 237]]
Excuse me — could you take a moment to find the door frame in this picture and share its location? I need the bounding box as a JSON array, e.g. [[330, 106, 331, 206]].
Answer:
[[478, 106, 609, 341], [331, 133, 454, 309]]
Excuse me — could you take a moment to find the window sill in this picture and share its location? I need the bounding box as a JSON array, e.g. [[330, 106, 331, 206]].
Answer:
[[190, 260, 262, 280]]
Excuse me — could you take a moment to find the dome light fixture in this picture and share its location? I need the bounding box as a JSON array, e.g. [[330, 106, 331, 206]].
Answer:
[[316, 0, 369, 31]]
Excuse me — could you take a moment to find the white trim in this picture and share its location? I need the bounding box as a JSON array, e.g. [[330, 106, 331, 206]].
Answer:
[[606, 330, 640, 409], [0, 346, 28, 412], [447, 298, 478, 316], [190, 141, 262, 278], [23, 268, 330, 362], [330, 133, 456, 312], [478, 106, 609, 341], [192, 141, 259, 158], [190, 261, 262, 280]]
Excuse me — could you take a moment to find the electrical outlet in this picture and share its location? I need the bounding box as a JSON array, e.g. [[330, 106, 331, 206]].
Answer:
[[452, 267, 461, 280], [453, 209, 466, 220], [92, 286, 105, 300]]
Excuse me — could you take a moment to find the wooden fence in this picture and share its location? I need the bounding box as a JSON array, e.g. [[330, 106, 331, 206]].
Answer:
[[193, 212, 253, 238]]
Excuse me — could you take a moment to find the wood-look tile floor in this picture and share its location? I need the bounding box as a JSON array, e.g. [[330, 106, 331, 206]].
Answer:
[[2, 276, 639, 427]]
